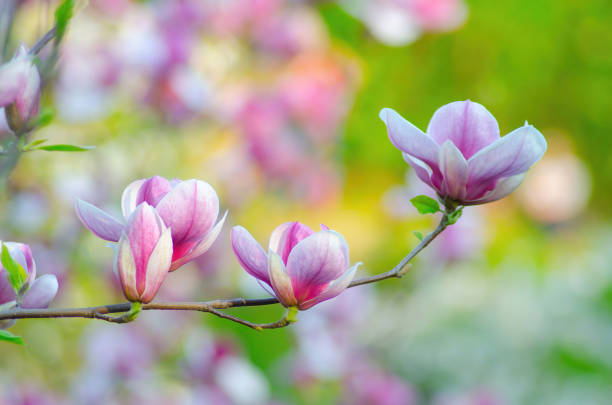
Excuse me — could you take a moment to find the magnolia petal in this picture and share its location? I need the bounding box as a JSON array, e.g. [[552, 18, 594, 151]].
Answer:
[[139, 176, 172, 207], [3, 243, 35, 284], [21, 274, 58, 309], [380, 108, 440, 168], [124, 203, 165, 295], [230, 226, 270, 284], [0, 272, 15, 304], [0, 58, 26, 106], [169, 211, 227, 271], [140, 227, 173, 303], [117, 232, 139, 302], [268, 250, 297, 307], [155, 179, 219, 243], [438, 140, 469, 201], [467, 124, 547, 198], [268, 222, 314, 264], [121, 179, 147, 218], [467, 173, 527, 205], [427, 100, 500, 159], [3, 242, 36, 280], [299, 263, 360, 310], [403, 153, 436, 190], [12, 62, 40, 123], [286, 230, 349, 303], [75, 199, 123, 242]]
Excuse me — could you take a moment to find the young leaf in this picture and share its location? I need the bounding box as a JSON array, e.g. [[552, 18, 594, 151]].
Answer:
[[21, 138, 48, 151], [446, 207, 464, 225], [410, 195, 441, 215], [0, 245, 27, 294], [36, 144, 95, 152], [0, 330, 24, 345], [54, 0, 75, 43], [413, 231, 423, 241]]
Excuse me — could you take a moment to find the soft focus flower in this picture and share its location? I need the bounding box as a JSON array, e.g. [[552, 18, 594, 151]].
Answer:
[[116, 203, 173, 303], [231, 222, 359, 310], [75, 176, 226, 271], [341, 0, 467, 46], [0, 45, 41, 133], [517, 149, 591, 224], [380, 100, 547, 206], [0, 242, 58, 322]]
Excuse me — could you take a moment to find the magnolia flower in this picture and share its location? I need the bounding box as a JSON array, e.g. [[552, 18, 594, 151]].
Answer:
[[75, 176, 226, 271], [116, 203, 173, 303], [0, 45, 41, 133], [231, 222, 359, 310], [0, 242, 58, 328], [380, 100, 547, 206]]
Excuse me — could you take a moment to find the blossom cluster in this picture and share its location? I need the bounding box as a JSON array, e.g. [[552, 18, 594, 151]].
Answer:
[[0, 89, 547, 319]]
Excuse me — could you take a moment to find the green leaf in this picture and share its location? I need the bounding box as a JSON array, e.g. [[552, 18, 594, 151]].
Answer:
[[21, 138, 48, 151], [0, 330, 24, 345], [413, 231, 424, 241], [0, 245, 27, 294], [410, 195, 441, 215], [446, 207, 464, 225], [36, 144, 95, 152], [54, 0, 75, 43]]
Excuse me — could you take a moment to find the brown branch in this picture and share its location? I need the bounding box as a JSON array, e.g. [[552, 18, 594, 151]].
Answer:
[[348, 212, 450, 288], [0, 213, 453, 330]]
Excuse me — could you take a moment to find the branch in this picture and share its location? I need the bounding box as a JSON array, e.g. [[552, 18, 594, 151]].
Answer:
[[29, 26, 57, 56], [0, 0, 16, 62], [348, 211, 450, 288], [0, 213, 453, 330]]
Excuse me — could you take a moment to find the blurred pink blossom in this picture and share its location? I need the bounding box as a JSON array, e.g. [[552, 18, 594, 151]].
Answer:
[[0, 45, 40, 133]]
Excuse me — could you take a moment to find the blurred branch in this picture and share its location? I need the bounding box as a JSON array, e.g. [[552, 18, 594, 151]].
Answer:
[[0, 212, 454, 330], [0, 0, 16, 62], [29, 26, 57, 55]]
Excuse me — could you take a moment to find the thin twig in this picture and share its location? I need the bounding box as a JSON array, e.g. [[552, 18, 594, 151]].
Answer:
[[348, 212, 449, 288], [0, 213, 453, 330], [29, 26, 56, 55]]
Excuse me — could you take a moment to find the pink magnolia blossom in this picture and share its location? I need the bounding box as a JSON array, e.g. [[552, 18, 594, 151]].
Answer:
[[0, 45, 41, 133], [75, 176, 226, 271], [410, 0, 468, 31], [380, 100, 547, 206], [231, 222, 359, 310], [116, 203, 173, 303], [0, 242, 58, 316]]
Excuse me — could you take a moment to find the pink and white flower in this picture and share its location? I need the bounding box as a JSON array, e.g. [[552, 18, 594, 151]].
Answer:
[[231, 222, 359, 310], [116, 203, 173, 303], [0, 45, 41, 133], [380, 100, 547, 206], [75, 176, 226, 271], [0, 242, 58, 316]]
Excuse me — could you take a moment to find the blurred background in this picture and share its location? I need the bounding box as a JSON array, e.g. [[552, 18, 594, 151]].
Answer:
[[0, 0, 611, 404]]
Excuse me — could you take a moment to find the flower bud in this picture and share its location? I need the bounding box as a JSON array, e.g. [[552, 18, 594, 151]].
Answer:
[[116, 203, 173, 303], [231, 222, 359, 310], [0, 45, 41, 134], [0, 242, 58, 329]]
